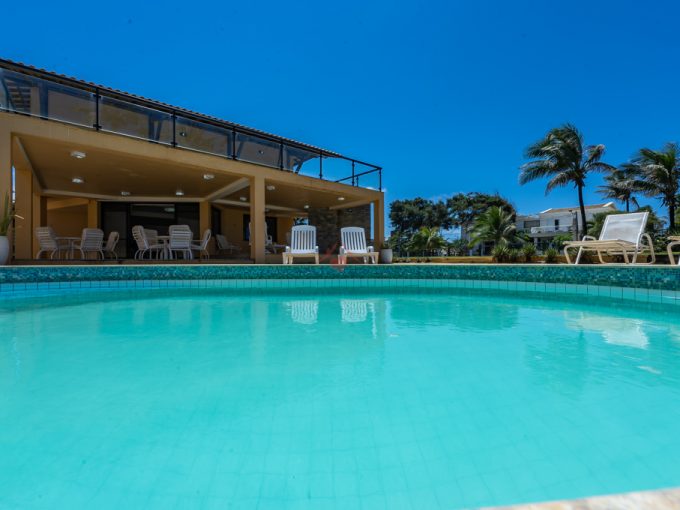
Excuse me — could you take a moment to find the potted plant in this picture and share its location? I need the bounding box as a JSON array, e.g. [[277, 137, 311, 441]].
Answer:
[[379, 242, 393, 264], [0, 193, 15, 265]]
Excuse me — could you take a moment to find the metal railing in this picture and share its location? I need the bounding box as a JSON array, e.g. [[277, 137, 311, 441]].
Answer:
[[0, 60, 382, 191], [529, 225, 574, 234]]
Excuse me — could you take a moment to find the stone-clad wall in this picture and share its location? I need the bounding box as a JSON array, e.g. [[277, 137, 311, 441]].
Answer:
[[308, 205, 371, 254]]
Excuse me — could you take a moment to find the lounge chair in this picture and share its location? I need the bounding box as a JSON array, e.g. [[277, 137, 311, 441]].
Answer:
[[215, 234, 241, 256], [338, 227, 379, 264], [168, 225, 193, 260], [191, 229, 212, 260], [563, 212, 655, 264], [131, 225, 163, 259], [667, 236, 680, 266], [283, 225, 319, 264], [74, 228, 105, 260], [35, 226, 68, 259], [103, 231, 119, 259]]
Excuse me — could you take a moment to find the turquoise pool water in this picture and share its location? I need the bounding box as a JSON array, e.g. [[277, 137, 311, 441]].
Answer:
[[1, 287, 680, 509]]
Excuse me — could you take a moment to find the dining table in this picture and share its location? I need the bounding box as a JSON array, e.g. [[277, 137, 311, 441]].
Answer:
[[56, 236, 81, 260]]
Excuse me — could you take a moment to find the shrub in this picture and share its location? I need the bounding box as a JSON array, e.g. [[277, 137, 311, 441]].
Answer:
[[491, 244, 510, 263], [544, 247, 559, 264], [507, 248, 521, 263], [521, 243, 536, 262]]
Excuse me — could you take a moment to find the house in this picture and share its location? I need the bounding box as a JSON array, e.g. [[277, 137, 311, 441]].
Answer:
[[0, 59, 384, 262], [516, 202, 617, 249]]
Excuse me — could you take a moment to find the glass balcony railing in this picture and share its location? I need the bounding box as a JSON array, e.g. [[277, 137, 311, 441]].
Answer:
[[0, 64, 382, 190]]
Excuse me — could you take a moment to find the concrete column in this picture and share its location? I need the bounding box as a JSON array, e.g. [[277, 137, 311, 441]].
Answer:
[[199, 201, 212, 254], [87, 200, 99, 229], [0, 128, 11, 225], [249, 176, 266, 263], [32, 191, 46, 258], [372, 196, 385, 250], [13, 164, 33, 259]]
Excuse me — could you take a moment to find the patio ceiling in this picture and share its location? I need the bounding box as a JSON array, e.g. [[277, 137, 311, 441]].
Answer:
[[16, 135, 370, 213]]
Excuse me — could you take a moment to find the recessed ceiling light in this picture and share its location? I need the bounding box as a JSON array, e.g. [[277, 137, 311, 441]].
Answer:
[[337, 197, 345, 201], [303, 204, 310, 210], [70, 151, 86, 159], [203, 173, 215, 180], [239, 196, 247, 202], [120, 191, 131, 196], [266, 185, 276, 191], [71, 177, 84, 184], [175, 190, 184, 196]]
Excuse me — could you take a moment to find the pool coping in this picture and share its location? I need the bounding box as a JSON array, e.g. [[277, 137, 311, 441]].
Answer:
[[484, 486, 680, 509]]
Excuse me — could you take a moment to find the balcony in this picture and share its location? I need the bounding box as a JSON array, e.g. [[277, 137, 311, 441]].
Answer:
[[528, 225, 574, 236], [0, 60, 382, 190]]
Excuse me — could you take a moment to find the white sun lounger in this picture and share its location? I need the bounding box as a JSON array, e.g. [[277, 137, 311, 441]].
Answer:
[[338, 227, 378, 264], [283, 225, 319, 264], [563, 212, 655, 264]]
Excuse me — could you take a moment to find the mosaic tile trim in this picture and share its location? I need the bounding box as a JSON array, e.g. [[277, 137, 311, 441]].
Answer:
[[1, 277, 679, 308], [0, 263, 679, 290]]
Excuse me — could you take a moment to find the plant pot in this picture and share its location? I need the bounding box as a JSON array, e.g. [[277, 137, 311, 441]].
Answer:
[[0, 236, 9, 265], [380, 248, 393, 264]]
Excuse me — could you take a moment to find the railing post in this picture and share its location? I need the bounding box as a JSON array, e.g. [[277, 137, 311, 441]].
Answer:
[[231, 129, 237, 159], [319, 152, 323, 179], [279, 143, 284, 171], [351, 161, 355, 186], [94, 87, 101, 131], [171, 111, 177, 147], [379, 168, 382, 192]]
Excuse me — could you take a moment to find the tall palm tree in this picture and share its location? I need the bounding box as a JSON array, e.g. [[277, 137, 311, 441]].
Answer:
[[468, 206, 517, 248], [520, 124, 614, 236], [633, 142, 680, 232], [598, 165, 640, 212]]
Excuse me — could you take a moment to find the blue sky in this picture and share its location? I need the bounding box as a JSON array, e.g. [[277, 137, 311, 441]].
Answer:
[[3, 0, 679, 220]]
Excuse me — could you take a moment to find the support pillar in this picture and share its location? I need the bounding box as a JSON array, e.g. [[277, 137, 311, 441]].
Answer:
[[199, 201, 212, 254], [373, 195, 385, 251], [13, 164, 33, 259], [0, 128, 12, 260], [249, 175, 266, 263], [87, 200, 99, 229], [32, 190, 46, 258]]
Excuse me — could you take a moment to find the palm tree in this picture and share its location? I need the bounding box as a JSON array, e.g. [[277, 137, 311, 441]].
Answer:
[[468, 206, 517, 248], [598, 165, 640, 212], [633, 142, 680, 232], [520, 124, 614, 237], [408, 226, 446, 256]]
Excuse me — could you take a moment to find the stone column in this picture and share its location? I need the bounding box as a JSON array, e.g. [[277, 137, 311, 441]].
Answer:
[[372, 196, 385, 249], [249, 176, 266, 263]]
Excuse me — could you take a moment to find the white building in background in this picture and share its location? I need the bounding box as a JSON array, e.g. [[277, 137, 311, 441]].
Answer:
[[516, 202, 617, 249]]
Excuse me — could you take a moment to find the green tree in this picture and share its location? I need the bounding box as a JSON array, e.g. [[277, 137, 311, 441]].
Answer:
[[447, 192, 515, 229], [408, 226, 447, 256], [520, 124, 614, 236], [633, 143, 680, 232], [598, 165, 640, 212], [468, 206, 518, 248]]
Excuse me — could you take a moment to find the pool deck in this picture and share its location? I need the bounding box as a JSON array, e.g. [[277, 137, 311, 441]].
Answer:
[[486, 487, 680, 509]]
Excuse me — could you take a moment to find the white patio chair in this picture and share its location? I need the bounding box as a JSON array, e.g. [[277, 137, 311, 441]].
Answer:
[[563, 212, 655, 264], [283, 225, 319, 264], [667, 236, 680, 266], [215, 234, 241, 256], [191, 229, 212, 260], [35, 226, 68, 260], [144, 228, 159, 248], [74, 228, 105, 260], [131, 225, 163, 260], [338, 226, 378, 264], [168, 225, 193, 260], [248, 221, 279, 253], [103, 231, 119, 259]]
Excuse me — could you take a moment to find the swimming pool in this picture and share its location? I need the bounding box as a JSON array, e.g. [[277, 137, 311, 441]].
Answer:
[[2, 281, 680, 509]]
